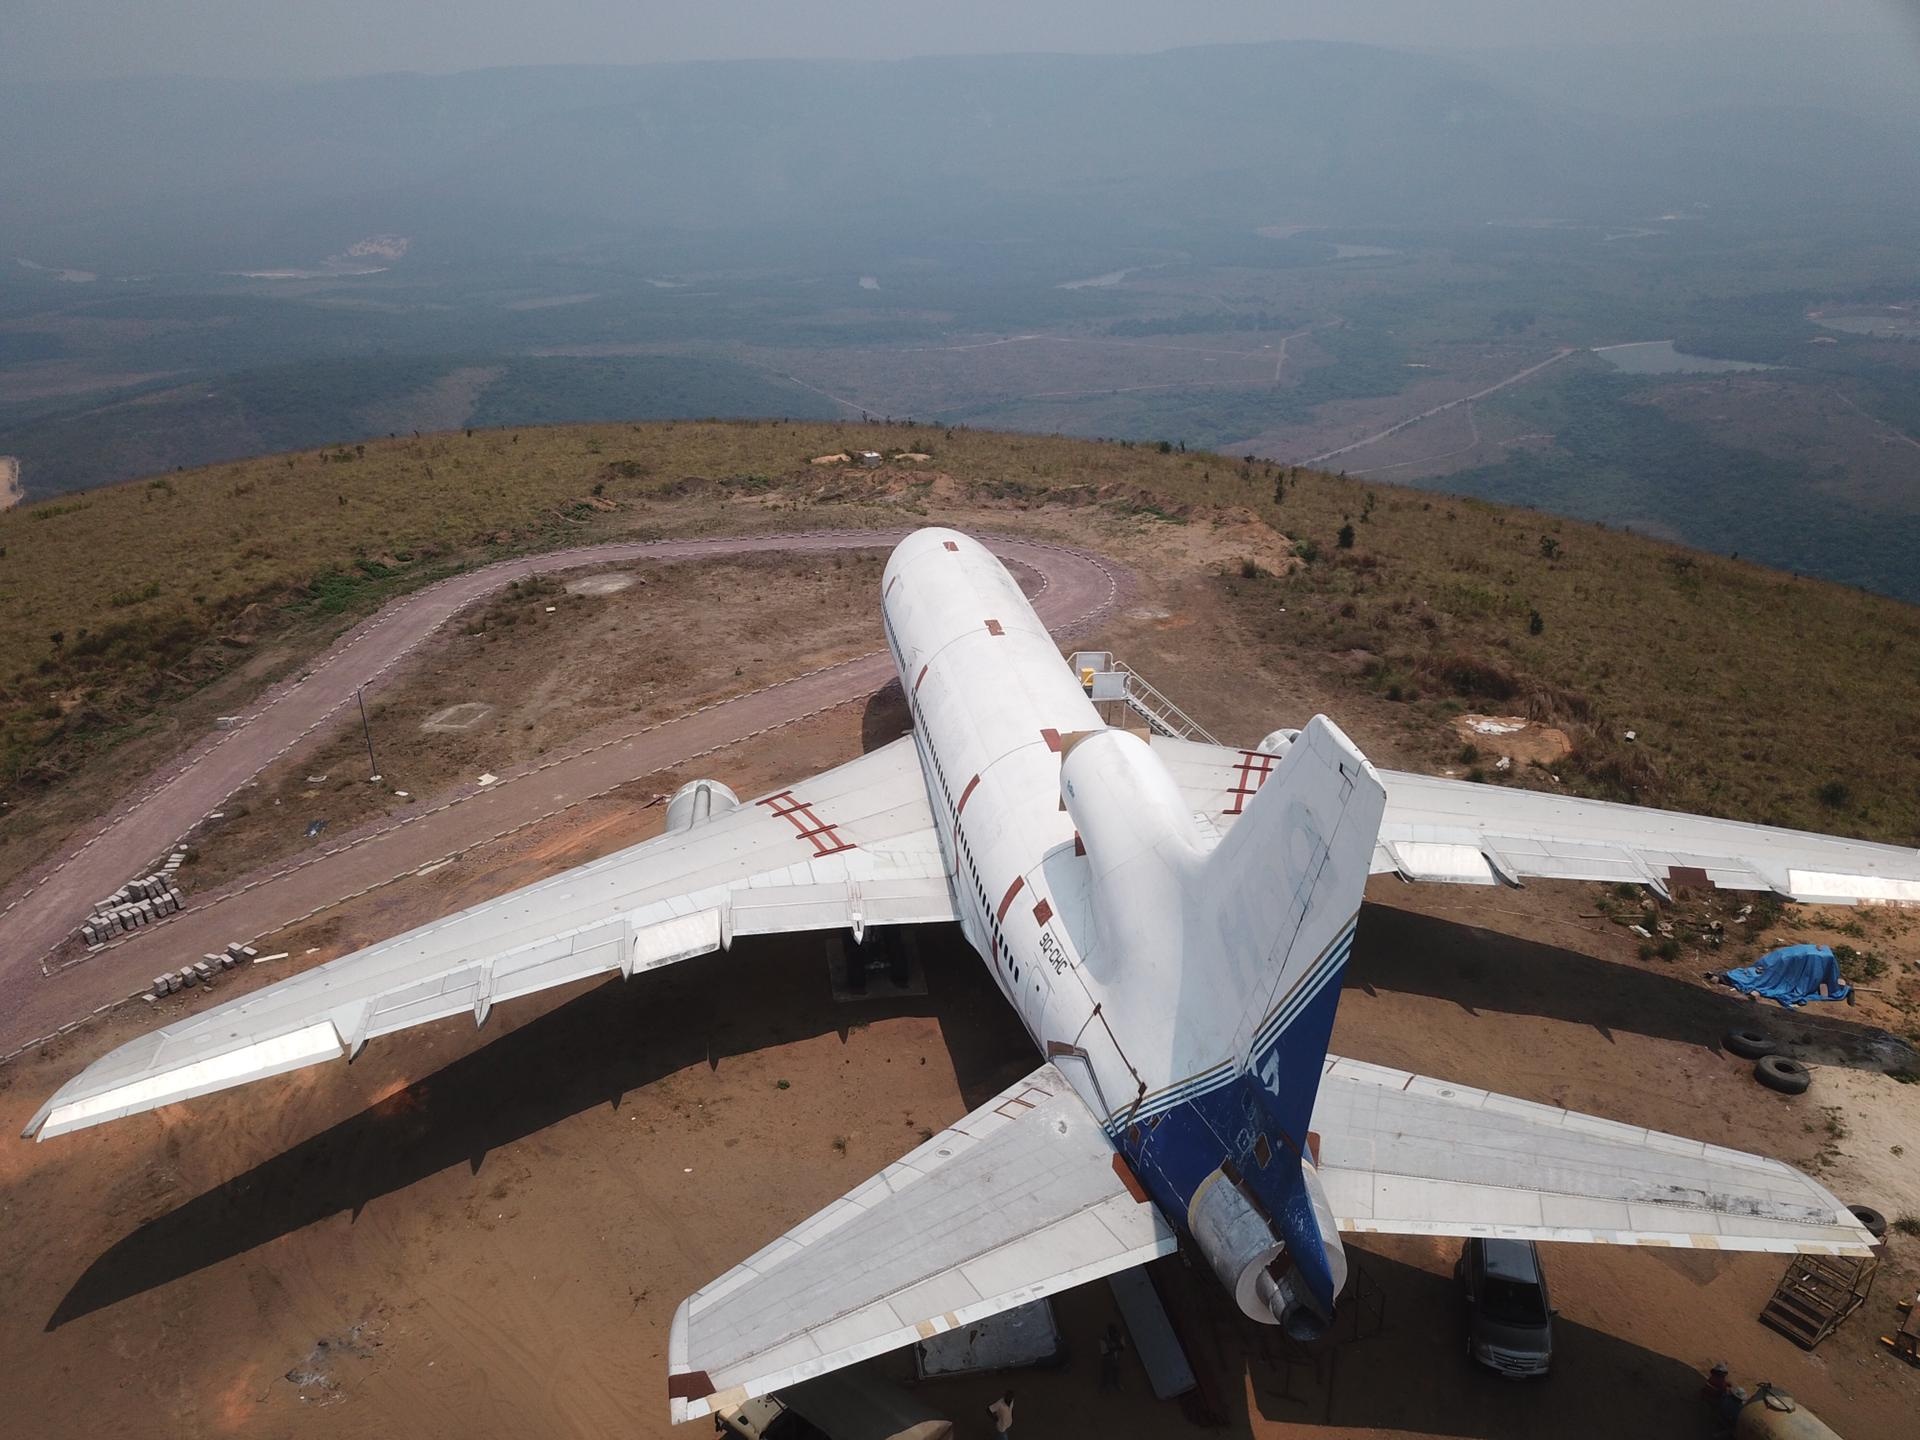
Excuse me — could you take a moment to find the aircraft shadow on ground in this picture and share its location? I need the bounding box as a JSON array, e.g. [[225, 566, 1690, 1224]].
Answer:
[[48, 922, 1029, 1330], [1349, 900, 1910, 1069], [860, 680, 911, 753]]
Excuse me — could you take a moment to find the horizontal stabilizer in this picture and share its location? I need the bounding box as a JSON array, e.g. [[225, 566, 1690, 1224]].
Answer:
[[668, 1063, 1175, 1422], [1311, 1054, 1875, 1255]]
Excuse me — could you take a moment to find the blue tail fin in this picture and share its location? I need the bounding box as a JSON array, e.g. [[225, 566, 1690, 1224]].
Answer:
[[1199, 716, 1383, 1154]]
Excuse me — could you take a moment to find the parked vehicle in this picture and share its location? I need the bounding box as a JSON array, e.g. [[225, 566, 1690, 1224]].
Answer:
[[1456, 1237, 1554, 1377]]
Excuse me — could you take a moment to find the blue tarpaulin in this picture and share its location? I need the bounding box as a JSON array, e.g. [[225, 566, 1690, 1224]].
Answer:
[[1725, 944, 1851, 1008]]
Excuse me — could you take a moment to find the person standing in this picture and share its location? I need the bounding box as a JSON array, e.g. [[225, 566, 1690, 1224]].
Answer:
[[987, 1389, 1015, 1438]]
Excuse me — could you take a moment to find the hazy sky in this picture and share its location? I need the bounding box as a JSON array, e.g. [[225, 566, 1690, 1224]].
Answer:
[[5, 0, 1917, 82]]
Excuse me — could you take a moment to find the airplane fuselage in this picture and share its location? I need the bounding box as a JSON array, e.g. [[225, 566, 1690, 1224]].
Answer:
[[881, 530, 1135, 1113], [879, 529, 1352, 1332]]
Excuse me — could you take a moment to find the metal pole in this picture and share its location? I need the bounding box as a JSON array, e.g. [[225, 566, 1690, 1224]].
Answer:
[[356, 688, 381, 781]]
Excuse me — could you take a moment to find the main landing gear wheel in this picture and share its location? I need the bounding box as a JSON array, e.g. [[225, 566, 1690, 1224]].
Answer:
[[1754, 1055, 1811, 1095]]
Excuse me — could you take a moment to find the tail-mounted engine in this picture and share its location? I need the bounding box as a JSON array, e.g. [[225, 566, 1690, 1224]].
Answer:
[[1187, 1159, 1348, 1342], [665, 779, 740, 833]]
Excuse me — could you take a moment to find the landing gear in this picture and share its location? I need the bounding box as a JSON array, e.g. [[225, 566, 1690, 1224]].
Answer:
[[831, 928, 924, 1001], [839, 932, 869, 995]]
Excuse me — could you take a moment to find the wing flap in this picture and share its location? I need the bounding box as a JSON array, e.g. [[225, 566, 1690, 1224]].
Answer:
[[1311, 1054, 1874, 1255], [668, 1063, 1175, 1422]]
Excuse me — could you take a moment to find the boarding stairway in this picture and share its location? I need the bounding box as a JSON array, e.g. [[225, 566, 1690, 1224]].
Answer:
[[1070, 652, 1219, 744]]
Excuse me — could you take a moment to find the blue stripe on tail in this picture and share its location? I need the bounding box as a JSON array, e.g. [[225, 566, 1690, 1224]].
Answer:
[[1246, 912, 1359, 1156]]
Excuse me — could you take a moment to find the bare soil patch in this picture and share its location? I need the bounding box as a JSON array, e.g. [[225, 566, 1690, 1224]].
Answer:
[[1450, 712, 1573, 768], [177, 552, 888, 893]]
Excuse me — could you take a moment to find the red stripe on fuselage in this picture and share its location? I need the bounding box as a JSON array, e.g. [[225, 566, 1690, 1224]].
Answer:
[[996, 875, 1025, 923]]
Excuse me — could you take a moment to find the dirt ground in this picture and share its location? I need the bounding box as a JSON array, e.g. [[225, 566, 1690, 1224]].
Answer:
[[3, 515, 1919, 1440], [179, 551, 891, 893]]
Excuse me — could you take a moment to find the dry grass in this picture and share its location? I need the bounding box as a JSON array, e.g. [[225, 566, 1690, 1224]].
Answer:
[[1217, 479, 1920, 841], [3, 420, 1918, 861]]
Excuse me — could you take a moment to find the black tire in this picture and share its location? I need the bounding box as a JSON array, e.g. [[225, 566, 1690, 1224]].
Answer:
[[1849, 1204, 1888, 1240], [1754, 1054, 1811, 1095], [1724, 1027, 1777, 1060], [887, 940, 911, 988]]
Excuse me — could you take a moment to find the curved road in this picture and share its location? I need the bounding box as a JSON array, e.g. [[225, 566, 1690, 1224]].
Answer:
[[0, 530, 1126, 1056]]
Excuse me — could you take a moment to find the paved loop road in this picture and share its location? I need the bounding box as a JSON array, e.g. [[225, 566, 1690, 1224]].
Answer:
[[0, 530, 1126, 1055]]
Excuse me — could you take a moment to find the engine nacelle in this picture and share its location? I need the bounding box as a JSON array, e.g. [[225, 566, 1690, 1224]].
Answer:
[[1187, 1160, 1348, 1342], [1256, 727, 1302, 759], [665, 779, 740, 833]]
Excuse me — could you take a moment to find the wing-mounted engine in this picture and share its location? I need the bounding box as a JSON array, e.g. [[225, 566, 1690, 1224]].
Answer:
[[1188, 1158, 1348, 1342], [1255, 726, 1300, 758], [666, 779, 740, 833]]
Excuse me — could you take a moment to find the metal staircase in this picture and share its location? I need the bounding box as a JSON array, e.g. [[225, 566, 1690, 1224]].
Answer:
[[1759, 1252, 1880, 1350], [1070, 652, 1219, 744]]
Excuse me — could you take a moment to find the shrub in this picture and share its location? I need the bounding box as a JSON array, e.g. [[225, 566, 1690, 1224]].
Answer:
[[1423, 652, 1519, 702]]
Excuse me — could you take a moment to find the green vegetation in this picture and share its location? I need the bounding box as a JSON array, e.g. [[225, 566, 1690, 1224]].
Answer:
[[0, 354, 836, 498], [1451, 365, 1920, 602], [466, 357, 837, 429], [1213, 467, 1920, 841]]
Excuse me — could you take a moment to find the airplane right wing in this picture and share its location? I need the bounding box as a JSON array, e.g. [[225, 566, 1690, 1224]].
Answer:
[[668, 1062, 1176, 1422], [1310, 1054, 1875, 1255]]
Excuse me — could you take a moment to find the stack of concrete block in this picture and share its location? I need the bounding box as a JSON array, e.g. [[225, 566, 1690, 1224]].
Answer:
[[147, 942, 259, 999], [82, 862, 189, 947]]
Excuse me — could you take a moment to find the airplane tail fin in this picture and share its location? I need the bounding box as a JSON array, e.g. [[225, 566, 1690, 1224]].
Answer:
[[1199, 716, 1385, 1152]]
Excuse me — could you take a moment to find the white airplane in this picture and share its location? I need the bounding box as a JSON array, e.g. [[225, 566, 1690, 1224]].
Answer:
[[28, 527, 1919, 1422]]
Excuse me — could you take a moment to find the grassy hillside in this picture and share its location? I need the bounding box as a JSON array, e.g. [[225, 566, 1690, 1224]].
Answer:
[[3, 421, 1917, 860]]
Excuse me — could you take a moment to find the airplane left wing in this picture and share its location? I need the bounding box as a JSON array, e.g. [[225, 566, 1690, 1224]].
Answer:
[[1150, 735, 1920, 904], [669, 1062, 1175, 1422], [26, 736, 955, 1141]]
